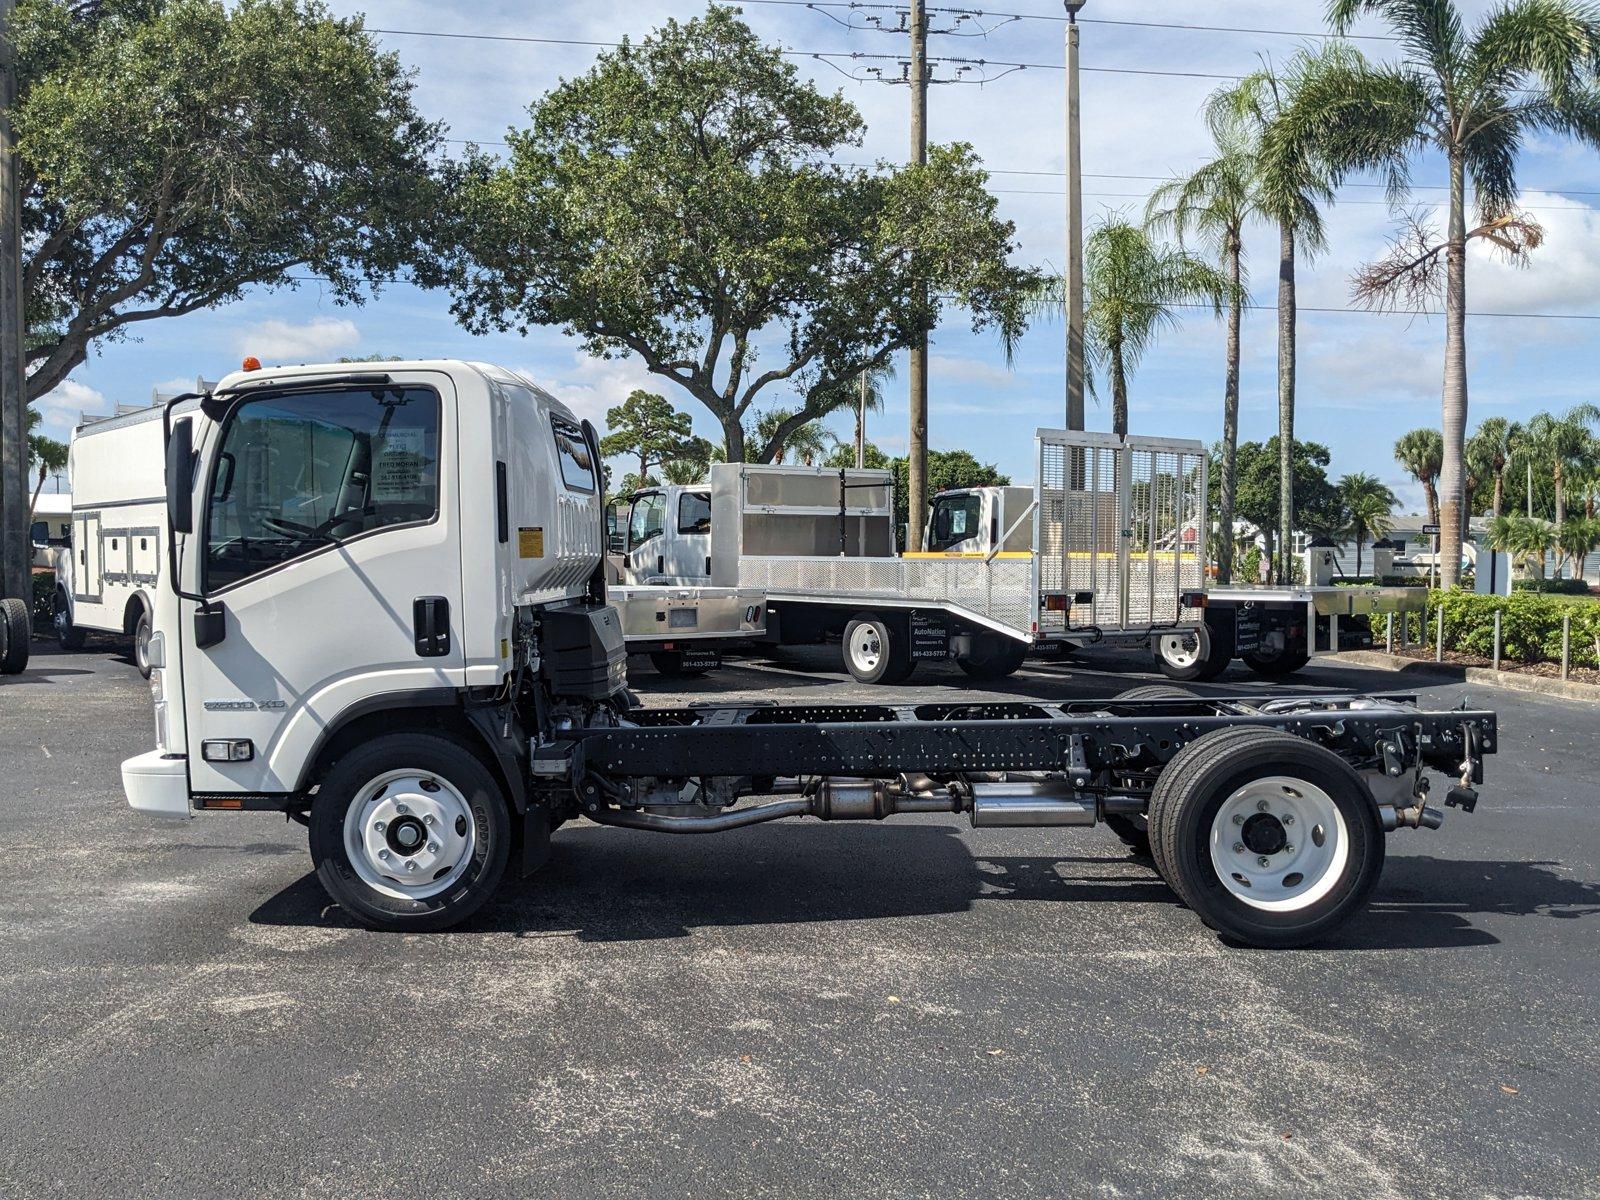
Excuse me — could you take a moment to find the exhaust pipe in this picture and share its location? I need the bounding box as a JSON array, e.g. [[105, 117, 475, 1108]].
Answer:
[[969, 782, 1094, 827], [1378, 802, 1445, 831], [588, 775, 959, 834]]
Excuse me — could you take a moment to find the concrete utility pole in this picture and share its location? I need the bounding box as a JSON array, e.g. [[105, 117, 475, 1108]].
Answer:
[[905, 0, 929, 552], [0, 0, 31, 605], [1063, 0, 1087, 432], [855, 372, 867, 469]]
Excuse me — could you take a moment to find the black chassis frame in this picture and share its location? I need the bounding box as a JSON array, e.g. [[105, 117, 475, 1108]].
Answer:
[[545, 693, 1496, 798]]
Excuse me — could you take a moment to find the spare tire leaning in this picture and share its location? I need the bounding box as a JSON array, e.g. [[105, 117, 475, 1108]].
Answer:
[[1, 596, 31, 675]]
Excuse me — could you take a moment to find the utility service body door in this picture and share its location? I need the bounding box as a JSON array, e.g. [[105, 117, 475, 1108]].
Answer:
[[177, 373, 465, 796]]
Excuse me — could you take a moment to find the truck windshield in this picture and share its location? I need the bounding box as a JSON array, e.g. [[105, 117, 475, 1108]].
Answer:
[[628, 493, 665, 549], [927, 493, 982, 552], [205, 386, 440, 591]]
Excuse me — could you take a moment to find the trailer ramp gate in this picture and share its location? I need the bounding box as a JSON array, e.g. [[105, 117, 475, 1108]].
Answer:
[[1034, 431, 1208, 635]]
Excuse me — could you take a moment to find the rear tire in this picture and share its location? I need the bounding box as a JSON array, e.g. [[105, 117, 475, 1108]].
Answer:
[[956, 633, 1028, 681], [1243, 644, 1309, 679], [1114, 684, 1198, 701], [0, 596, 29, 675], [308, 732, 511, 932], [1147, 728, 1384, 948], [54, 589, 86, 650], [843, 615, 915, 685], [1155, 621, 1233, 681]]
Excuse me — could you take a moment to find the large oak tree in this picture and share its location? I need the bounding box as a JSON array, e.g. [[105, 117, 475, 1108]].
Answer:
[[441, 6, 1036, 463]]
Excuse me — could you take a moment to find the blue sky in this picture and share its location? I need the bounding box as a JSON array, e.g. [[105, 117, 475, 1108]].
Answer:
[[35, 0, 1600, 514]]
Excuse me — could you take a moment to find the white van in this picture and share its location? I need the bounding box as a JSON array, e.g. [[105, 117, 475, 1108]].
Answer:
[[54, 404, 173, 675]]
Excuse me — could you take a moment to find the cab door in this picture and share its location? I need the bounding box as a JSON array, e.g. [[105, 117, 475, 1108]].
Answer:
[[625, 491, 667, 582], [179, 375, 463, 795]]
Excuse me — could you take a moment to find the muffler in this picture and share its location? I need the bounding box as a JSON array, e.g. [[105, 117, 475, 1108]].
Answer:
[[969, 782, 1095, 827]]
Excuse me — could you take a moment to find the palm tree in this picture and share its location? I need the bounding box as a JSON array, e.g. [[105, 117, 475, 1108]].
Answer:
[[1488, 513, 1555, 578], [1394, 428, 1444, 528], [1466, 416, 1522, 518], [754, 409, 833, 466], [1275, 0, 1600, 589], [1523, 406, 1600, 525], [1146, 109, 1262, 584], [26, 408, 70, 527], [1231, 51, 1336, 584], [851, 363, 894, 469], [1339, 471, 1398, 577], [1081, 218, 1229, 438], [1555, 516, 1600, 583]]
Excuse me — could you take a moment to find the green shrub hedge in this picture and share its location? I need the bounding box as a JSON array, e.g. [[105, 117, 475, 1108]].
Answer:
[[1399, 589, 1600, 668], [31, 572, 53, 625], [1512, 577, 1593, 595]]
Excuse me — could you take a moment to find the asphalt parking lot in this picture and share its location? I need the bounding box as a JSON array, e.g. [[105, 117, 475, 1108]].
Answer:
[[2, 637, 1597, 1199]]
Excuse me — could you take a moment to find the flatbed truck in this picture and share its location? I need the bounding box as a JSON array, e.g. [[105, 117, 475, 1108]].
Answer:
[[122, 360, 1495, 947]]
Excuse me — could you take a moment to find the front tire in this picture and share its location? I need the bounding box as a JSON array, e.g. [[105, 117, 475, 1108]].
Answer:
[[1147, 728, 1384, 948], [309, 733, 511, 932], [132, 605, 154, 678], [1243, 639, 1309, 679], [54, 589, 86, 650], [842, 614, 915, 685]]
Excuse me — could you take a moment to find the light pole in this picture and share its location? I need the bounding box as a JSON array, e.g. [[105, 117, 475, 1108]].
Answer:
[[1063, 0, 1086, 432]]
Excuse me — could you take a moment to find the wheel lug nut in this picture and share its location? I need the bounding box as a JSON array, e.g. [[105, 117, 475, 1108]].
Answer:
[[405, 860, 418, 872], [378, 849, 390, 861], [1257, 855, 1270, 867], [1233, 842, 1245, 853], [427, 842, 439, 854], [1282, 814, 1295, 825], [395, 803, 409, 815], [374, 820, 386, 833], [1232, 814, 1244, 825], [1256, 800, 1270, 812], [1284, 844, 1295, 854], [423, 814, 437, 826]]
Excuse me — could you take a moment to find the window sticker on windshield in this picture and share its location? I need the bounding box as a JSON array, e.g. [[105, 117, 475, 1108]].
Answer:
[[373, 427, 425, 501], [951, 510, 968, 535]]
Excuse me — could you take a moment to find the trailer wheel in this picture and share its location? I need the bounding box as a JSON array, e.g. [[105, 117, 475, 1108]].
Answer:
[[956, 633, 1028, 681], [843, 615, 915, 685], [53, 588, 86, 650], [1155, 622, 1233, 682], [1147, 728, 1384, 948], [649, 650, 709, 678], [308, 733, 511, 932], [0, 596, 30, 675]]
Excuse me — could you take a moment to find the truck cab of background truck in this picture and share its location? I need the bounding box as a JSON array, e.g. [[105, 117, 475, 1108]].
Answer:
[[920, 486, 1034, 556], [121, 359, 607, 819]]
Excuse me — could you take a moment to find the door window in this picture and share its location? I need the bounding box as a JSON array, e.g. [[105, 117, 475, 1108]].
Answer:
[[928, 493, 983, 551], [205, 386, 440, 591], [628, 493, 665, 549], [678, 491, 711, 534], [552, 415, 596, 492]]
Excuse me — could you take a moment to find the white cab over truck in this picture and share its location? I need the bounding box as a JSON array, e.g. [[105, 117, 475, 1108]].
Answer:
[[123, 359, 1495, 948], [53, 404, 173, 675]]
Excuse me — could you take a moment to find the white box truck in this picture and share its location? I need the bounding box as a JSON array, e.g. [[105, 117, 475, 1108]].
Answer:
[[52, 404, 174, 674], [119, 359, 1496, 948]]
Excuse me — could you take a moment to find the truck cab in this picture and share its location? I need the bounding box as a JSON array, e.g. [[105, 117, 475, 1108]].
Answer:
[[609, 483, 712, 584], [922, 486, 1034, 556]]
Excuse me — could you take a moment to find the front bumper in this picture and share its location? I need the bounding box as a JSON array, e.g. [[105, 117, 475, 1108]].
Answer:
[[122, 750, 192, 819]]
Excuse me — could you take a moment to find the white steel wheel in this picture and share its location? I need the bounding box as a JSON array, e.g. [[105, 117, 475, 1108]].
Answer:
[[1208, 776, 1349, 912], [1157, 632, 1201, 671], [848, 623, 883, 675], [343, 769, 479, 901]]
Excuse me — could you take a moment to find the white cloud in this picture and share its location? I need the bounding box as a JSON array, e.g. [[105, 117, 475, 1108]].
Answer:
[[236, 316, 361, 362], [927, 354, 1019, 387], [31, 379, 107, 438], [519, 351, 663, 434]]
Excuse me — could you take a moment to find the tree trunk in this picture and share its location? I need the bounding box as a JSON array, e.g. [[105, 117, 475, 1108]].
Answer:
[[722, 417, 746, 464], [1276, 221, 1297, 588], [1110, 338, 1128, 438], [1215, 237, 1242, 585], [1437, 149, 1469, 590], [1491, 468, 1504, 520], [1554, 460, 1565, 526], [1355, 533, 1364, 579], [1423, 479, 1440, 532], [26, 462, 43, 527]]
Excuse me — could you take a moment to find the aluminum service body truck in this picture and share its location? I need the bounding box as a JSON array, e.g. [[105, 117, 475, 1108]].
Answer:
[[605, 439, 1218, 684], [122, 360, 1495, 947], [53, 404, 172, 675]]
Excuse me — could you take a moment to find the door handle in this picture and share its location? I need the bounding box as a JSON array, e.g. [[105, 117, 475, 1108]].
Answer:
[[657, 555, 664, 574], [413, 596, 450, 657]]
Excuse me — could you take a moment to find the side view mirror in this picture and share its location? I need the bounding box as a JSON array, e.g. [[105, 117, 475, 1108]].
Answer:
[[167, 417, 194, 533]]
